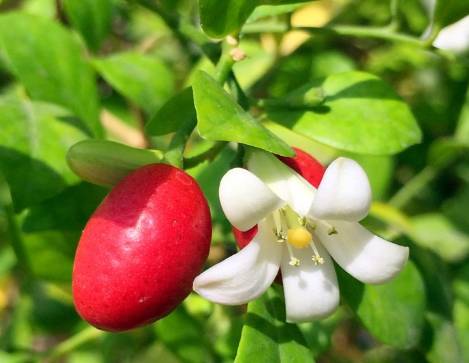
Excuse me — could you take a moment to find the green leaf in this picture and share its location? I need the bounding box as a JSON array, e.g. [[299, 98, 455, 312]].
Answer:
[[67, 139, 164, 186], [22, 230, 77, 282], [0, 12, 102, 137], [192, 71, 294, 156], [22, 183, 106, 233], [267, 71, 422, 155], [155, 306, 213, 363], [145, 87, 195, 136], [199, 0, 310, 37], [412, 213, 469, 263], [340, 261, 425, 349], [63, 0, 114, 51], [235, 287, 315, 363], [199, 0, 259, 38], [0, 96, 88, 211], [94, 52, 175, 115], [454, 266, 469, 362], [247, 4, 305, 23], [434, 0, 469, 28], [424, 313, 463, 363]]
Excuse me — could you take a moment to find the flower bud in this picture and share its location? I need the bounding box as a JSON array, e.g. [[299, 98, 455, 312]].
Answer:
[[67, 140, 164, 186], [72, 164, 212, 331]]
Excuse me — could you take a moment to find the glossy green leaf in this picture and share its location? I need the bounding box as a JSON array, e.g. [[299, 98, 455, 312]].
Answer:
[[0, 96, 88, 211], [199, 0, 310, 37], [247, 4, 305, 23], [412, 213, 469, 263], [340, 261, 425, 349], [145, 87, 195, 136], [192, 71, 294, 156], [94, 52, 175, 115], [63, 0, 114, 51], [235, 287, 315, 363], [434, 0, 469, 28], [0, 12, 102, 137], [267, 71, 422, 155], [67, 139, 164, 186]]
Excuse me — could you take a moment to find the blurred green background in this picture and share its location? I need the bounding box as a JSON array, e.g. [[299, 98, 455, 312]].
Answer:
[[0, 0, 468, 362]]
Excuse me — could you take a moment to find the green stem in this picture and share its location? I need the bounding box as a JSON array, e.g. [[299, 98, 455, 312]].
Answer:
[[298, 25, 424, 47], [389, 0, 400, 30], [215, 52, 235, 85], [389, 166, 438, 209], [242, 22, 424, 47], [4, 203, 31, 278], [45, 327, 104, 361]]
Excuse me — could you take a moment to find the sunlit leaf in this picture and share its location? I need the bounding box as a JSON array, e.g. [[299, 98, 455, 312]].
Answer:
[[0, 12, 102, 137], [192, 71, 294, 156], [235, 287, 315, 363], [340, 261, 425, 349], [0, 96, 88, 211], [94, 52, 175, 115], [267, 71, 422, 155], [63, 0, 115, 51]]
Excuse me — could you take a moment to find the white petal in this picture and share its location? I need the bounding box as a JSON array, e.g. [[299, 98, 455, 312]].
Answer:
[[247, 151, 316, 216], [433, 16, 469, 53], [281, 243, 339, 322], [316, 221, 409, 284], [193, 219, 282, 305], [219, 168, 284, 231], [310, 157, 371, 222]]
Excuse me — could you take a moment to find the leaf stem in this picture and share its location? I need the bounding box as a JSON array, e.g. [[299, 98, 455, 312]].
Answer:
[[44, 326, 104, 362], [389, 166, 438, 209], [242, 22, 426, 48], [0, 181, 33, 279]]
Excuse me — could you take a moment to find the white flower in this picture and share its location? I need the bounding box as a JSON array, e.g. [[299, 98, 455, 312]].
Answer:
[[193, 151, 409, 322], [433, 15, 469, 53]]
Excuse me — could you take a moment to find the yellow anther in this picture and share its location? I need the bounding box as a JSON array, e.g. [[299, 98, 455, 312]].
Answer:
[[287, 227, 312, 249], [289, 257, 300, 267]]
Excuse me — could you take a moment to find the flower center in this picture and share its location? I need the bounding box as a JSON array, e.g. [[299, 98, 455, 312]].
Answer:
[[287, 227, 312, 249], [272, 207, 333, 267]]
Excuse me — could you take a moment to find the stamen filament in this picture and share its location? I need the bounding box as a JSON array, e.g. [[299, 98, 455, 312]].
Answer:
[[286, 243, 300, 267], [307, 217, 338, 236], [309, 241, 324, 265]]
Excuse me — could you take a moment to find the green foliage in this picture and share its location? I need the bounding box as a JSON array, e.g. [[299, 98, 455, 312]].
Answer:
[[433, 0, 469, 28], [192, 71, 294, 156], [63, 0, 115, 52], [267, 71, 422, 155], [94, 52, 175, 115], [340, 261, 426, 349], [235, 287, 315, 363], [0, 12, 102, 137], [67, 140, 164, 186], [0, 0, 468, 362], [0, 96, 87, 211]]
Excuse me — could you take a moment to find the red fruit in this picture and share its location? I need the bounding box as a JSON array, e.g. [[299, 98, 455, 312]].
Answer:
[[72, 164, 211, 332], [233, 148, 325, 248], [277, 147, 325, 189]]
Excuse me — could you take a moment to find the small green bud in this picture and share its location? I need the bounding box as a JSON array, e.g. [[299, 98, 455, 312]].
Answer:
[[67, 140, 164, 187]]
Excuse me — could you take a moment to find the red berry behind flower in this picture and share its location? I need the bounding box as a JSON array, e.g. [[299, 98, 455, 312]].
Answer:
[[72, 164, 212, 332], [233, 148, 325, 247]]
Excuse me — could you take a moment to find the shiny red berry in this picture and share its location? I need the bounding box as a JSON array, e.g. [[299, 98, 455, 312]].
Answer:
[[73, 164, 211, 331]]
